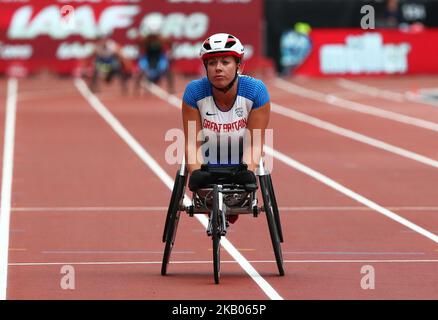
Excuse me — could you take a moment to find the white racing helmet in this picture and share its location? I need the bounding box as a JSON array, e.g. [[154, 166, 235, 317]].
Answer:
[[200, 33, 244, 61], [200, 33, 245, 93]]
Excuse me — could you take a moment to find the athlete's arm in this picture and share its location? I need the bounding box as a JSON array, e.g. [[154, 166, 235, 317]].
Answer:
[[242, 102, 271, 172], [182, 102, 204, 173]]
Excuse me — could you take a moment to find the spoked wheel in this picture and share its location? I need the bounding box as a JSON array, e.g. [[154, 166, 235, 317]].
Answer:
[[266, 174, 283, 243], [212, 185, 221, 284], [161, 171, 186, 276], [259, 175, 285, 276], [162, 172, 185, 243]]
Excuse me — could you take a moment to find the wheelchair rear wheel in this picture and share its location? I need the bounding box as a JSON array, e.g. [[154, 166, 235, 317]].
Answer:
[[162, 171, 185, 242], [267, 174, 283, 243], [161, 171, 186, 276], [259, 175, 285, 276]]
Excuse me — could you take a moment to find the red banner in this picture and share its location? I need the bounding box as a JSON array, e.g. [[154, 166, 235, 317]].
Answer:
[[0, 0, 263, 76], [295, 28, 438, 76]]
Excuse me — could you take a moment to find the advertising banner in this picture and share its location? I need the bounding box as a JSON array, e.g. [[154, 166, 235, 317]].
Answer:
[[0, 0, 263, 75], [294, 29, 438, 76]]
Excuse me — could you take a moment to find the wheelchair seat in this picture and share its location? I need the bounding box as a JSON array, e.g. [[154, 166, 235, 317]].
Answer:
[[189, 164, 258, 192]]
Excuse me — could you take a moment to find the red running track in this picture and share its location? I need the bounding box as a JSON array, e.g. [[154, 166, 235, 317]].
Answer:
[[1, 74, 438, 299]]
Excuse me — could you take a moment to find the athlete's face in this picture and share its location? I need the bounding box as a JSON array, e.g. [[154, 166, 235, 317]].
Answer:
[[206, 56, 239, 88]]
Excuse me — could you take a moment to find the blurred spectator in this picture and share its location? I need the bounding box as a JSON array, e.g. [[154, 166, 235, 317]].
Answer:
[[383, 0, 401, 28], [134, 15, 175, 94], [379, 0, 426, 32], [279, 22, 312, 76], [88, 33, 131, 94]]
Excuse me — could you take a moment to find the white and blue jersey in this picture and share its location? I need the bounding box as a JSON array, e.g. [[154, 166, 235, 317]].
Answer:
[[183, 75, 270, 165]]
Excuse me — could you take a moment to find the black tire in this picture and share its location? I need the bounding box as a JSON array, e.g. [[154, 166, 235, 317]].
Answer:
[[161, 172, 186, 276], [162, 171, 185, 243], [212, 185, 221, 284], [161, 211, 181, 276], [259, 175, 285, 276], [267, 174, 283, 243]]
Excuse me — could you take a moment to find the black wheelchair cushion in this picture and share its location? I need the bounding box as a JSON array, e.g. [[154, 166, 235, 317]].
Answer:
[[188, 169, 211, 192], [189, 164, 257, 192]]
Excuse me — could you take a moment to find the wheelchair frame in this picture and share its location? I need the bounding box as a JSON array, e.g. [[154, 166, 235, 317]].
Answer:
[[161, 158, 284, 284]]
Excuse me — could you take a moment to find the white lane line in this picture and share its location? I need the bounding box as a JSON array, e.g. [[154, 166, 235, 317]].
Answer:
[[283, 251, 425, 255], [265, 146, 438, 244], [271, 102, 438, 168], [9, 206, 438, 213], [278, 206, 438, 212], [0, 78, 18, 300], [12, 206, 168, 212], [338, 78, 438, 107], [143, 82, 181, 108], [275, 78, 438, 133], [336, 78, 406, 102], [284, 259, 438, 263], [41, 250, 195, 254], [74, 78, 283, 300], [8, 259, 438, 267]]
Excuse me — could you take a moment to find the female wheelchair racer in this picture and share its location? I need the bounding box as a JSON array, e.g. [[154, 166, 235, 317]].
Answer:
[[161, 33, 284, 283]]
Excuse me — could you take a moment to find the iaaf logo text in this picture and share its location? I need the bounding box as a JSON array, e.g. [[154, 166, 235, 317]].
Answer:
[[7, 5, 209, 40], [0, 41, 33, 59]]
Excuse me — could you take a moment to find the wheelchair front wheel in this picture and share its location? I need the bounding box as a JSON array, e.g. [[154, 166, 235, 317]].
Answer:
[[212, 185, 221, 284]]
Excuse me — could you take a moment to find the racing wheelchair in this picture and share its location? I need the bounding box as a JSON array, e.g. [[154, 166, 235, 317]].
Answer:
[[161, 159, 284, 284]]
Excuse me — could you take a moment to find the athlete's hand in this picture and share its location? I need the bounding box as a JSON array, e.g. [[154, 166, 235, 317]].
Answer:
[[187, 163, 201, 174]]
